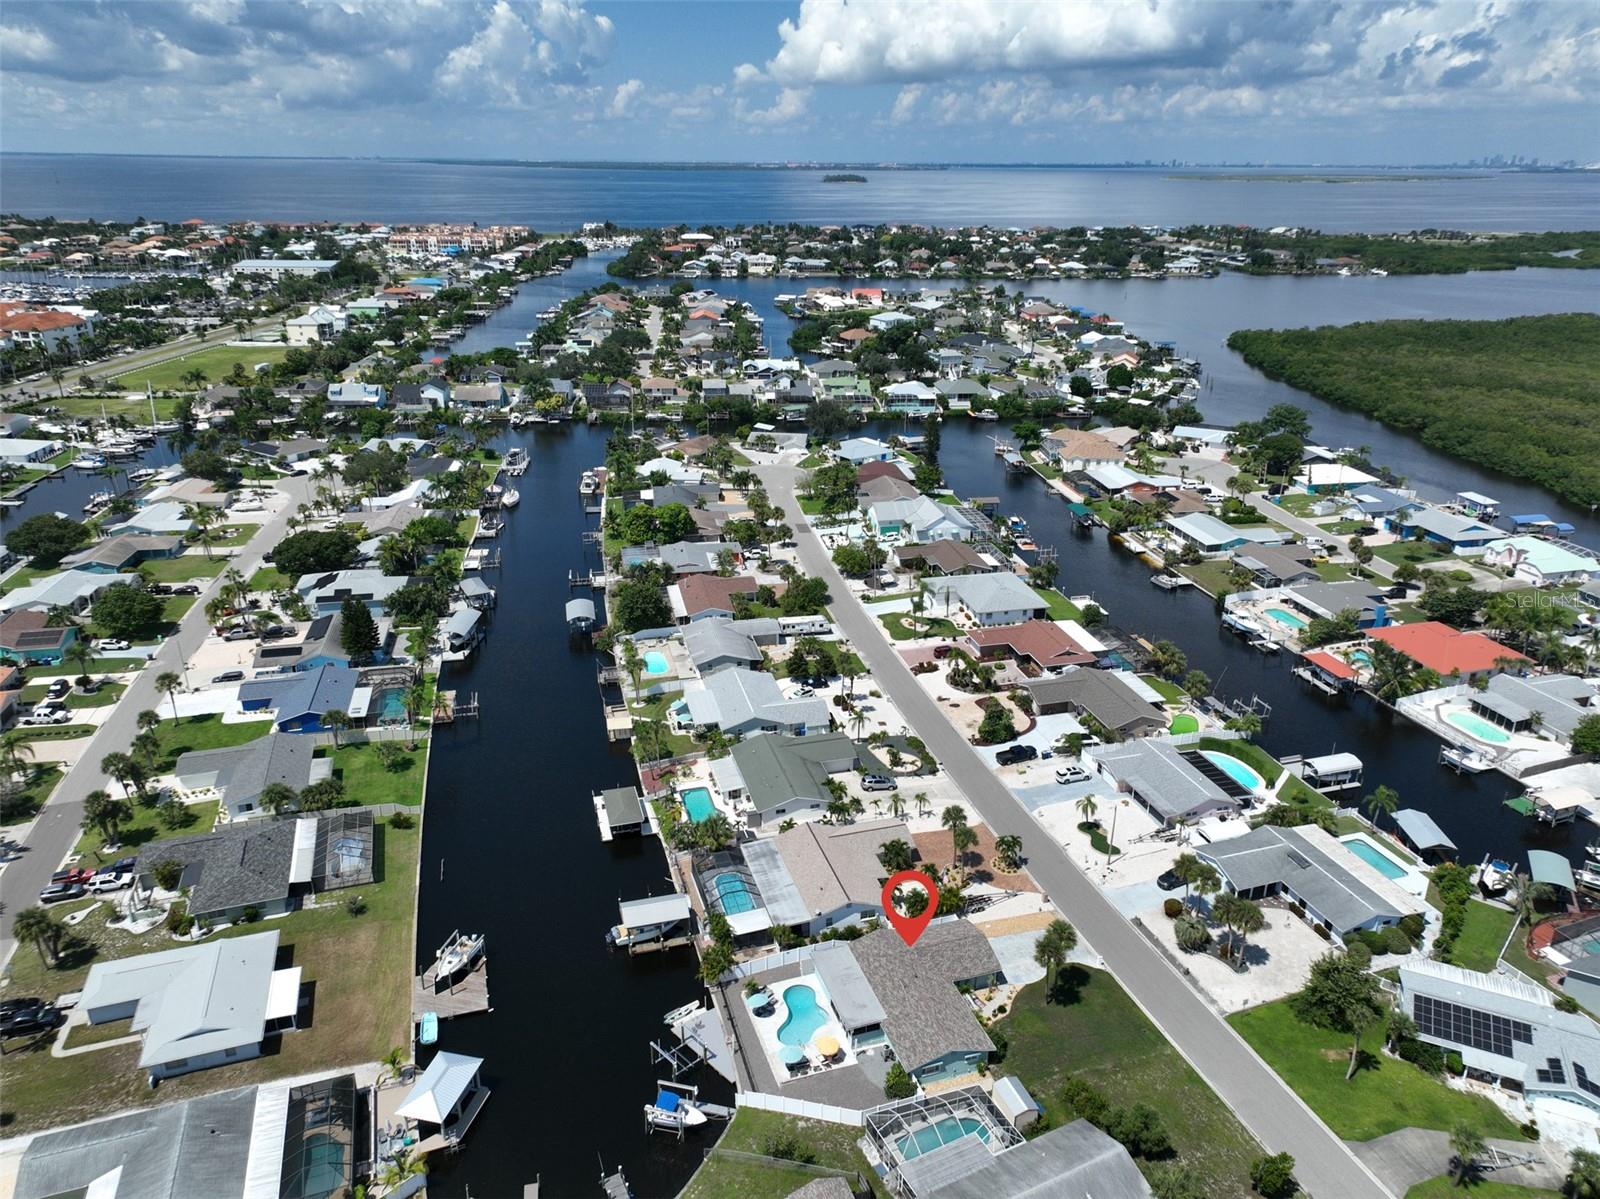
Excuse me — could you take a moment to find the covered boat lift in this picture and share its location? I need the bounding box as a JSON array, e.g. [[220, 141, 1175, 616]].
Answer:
[[565, 596, 596, 632], [1392, 809, 1457, 860], [1529, 849, 1578, 897], [395, 1051, 490, 1153]]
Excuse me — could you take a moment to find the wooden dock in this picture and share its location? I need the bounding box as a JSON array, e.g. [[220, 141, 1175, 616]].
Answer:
[[413, 955, 492, 1024]]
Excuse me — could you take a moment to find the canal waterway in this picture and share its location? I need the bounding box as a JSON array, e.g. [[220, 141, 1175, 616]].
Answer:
[[0, 442, 180, 529], [416, 423, 726, 1199]]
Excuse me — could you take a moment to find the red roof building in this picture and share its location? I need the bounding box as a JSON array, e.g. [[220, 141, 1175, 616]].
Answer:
[[1303, 651, 1358, 681], [1367, 622, 1530, 678], [966, 621, 1096, 671], [671, 574, 759, 620]]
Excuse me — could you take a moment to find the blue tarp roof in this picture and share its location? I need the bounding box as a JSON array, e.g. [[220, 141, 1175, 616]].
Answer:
[[655, 1089, 680, 1111]]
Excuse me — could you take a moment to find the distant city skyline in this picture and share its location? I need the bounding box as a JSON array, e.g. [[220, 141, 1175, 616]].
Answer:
[[2, 1, 1597, 166]]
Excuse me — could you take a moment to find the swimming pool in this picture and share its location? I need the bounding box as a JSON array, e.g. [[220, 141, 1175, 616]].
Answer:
[[1445, 710, 1512, 744], [711, 871, 756, 914], [776, 984, 829, 1047], [895, 1117, 992, 1160], [1266, 608, 1308, 630], [373, 686, 407, 724], [1200, 750, 1266, 791], [1341, 836, 1408, 881], [680, 787, 716, 823], [1350, 650, 1373, 668], [644, 650, 671, 676]]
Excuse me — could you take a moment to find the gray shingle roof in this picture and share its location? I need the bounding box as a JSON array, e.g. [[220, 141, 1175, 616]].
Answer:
[[919, 1118, 1153, 1199], [237, 663, 359, 723], [729, 732, 858, 819], [152, 817, 299, 917], [1482, 673, 1597, 738], [1091, 739, 1236, 822], [850, 922, 998, 1071], [1026, 669, 1165, 735], [924, 572, 1042, 618], [175, 734, 321, 807], [683, 621, 763, 671]]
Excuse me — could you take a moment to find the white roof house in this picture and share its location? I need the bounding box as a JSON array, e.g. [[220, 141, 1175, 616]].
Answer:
[[1481, 536, 1600, 587], [80, 931, 297, 1078], [867, 496, 976, 543], [0, 568, 121, 614], [924, 573, 1047, 626], [681, 669, 831, 738], [1297, 462, 1380, 491], [836, 437, 896, 464], [106, 500, 195, 537], [1167, 512, 1283, 552]]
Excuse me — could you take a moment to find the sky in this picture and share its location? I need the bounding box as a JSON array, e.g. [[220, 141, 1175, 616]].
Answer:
[[2, 0, 1597, 165]]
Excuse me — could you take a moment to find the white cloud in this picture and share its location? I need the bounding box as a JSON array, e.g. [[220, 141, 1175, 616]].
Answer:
[[888, 83, 922, 125], [735, 86, 810, 127], [609, 77, 644, 118], [732, 62, 764, 88]]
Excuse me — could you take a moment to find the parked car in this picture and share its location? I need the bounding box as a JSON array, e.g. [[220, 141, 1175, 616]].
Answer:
[[212, 670, 245, 684], [861, 774, 898, 792], [94, 638, 130, 651], [1157, 868, 1186, 892], [86, 871, 133, 894], [221, 626, 255, 642], [0, 1006, 61, 1039], [171, 583, 202, 595], [38, 882, 84, 904], [51, 867, 93, 886], [98, 857, 136, 876], [44, 678, 69, 699], [146, 582, 174, 596], [792, 685, 815, 698], [1054, 765, 1091, 785], [995, 744, 1039, 767], [0, 997, 43, 1015], [260, 625, 294, 641], [20, 709, 71, 726]]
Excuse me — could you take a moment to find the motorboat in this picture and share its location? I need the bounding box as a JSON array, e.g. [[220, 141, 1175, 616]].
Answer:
[[1474, 856, 1513, 896], [643, 1085, 708, 1133], [972, 409, 999, 421], [504, 447, 528, 470], [127, 468, 159, 484], [579, 471, 598, 495], [433, 929, 484, 979], [1441, 743, 1496, 774], [419, 1011, 439, 1045], [71, 453, 107, 470], [499, 488, 520, 509]]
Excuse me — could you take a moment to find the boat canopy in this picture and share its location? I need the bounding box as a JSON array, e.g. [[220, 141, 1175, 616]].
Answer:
[[618, 893, 691, 927], [396, 1051, 482, 1125], [566, 598, 596, 623], [1529, 849, 1577, 892], [1392, 809, 1455, 852]]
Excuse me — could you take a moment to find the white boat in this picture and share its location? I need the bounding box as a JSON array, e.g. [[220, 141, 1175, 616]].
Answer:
[[433, 929, 485, 979], [579, 471, 598, 495], [971, 409, 999, 421], [1440, 743, 1495, 774], [499, 488, 520, 509], [504, 447, 528, 469], [72, 453, 107, 470], [127, 468, 158, 483]]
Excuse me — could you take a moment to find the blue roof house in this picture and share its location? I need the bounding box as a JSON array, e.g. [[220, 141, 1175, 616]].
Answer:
[[238, 664, 360, 733]]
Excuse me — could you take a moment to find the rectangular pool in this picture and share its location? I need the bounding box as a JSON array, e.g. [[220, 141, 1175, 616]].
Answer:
[[1341, 836, 1407, 880]]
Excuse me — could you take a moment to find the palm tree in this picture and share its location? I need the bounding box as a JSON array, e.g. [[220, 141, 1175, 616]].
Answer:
[[0, 729, 38, 785], [64, 639, 96, 690], [13, 906, 63, 968], [404, 680, 430, 727], [1076, 793, 1099, 829], [186, 503, 222, 559], [155, 671, 182, 721], [1032, 918, 1078, 1001], [377, 1148, 428, 1190], [1448, 1122, 1485, 1188], [888, 791, 908, 820], [994, 834, 1023, 872], [377, 1045, 409, 1086], [940, 804, 970, 867], [1212, 892, 1265, 965], [132, 729, 162, 772], [260, 782, 299, 816], [1362, 784, 1400, 825], [915, 791, 932, 818], [81, 789, 133, 846], [324, 709, 350, 747], [101, 751, 136, 799], [619, 639, 643, 698], [180, 367, 208, 393]]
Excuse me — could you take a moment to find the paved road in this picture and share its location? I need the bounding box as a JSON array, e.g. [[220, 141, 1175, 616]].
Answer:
[[757, 461, 1394, 1199], [1245, 493, 1396, 581], [0, 474, 315, 968]]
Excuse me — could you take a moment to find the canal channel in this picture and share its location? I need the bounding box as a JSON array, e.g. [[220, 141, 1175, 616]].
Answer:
[[419, 262, 1599, 1196]]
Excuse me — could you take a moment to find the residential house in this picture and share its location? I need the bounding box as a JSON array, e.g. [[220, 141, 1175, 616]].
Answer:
[[669, 574, 760, 623], [923, 573, 1046, 627], [1230, 543, 1319, 588], [1297, 463, 1381, 494], [967, 621, 1096, 672], [105, 501, 195, 538], [1197, 823, 1425, 935], [712, 731, 860, 827], [1044, 428, 1126, 473], [620, 540, 740, 576], [894, 540, 996, 576], [283, 305, 346, 345], [1090, 739, 1239, 825], [1166, 512, 1284, 555], [61, 533, 184, 573], [237, 663, 360, 733], [175, 733, 329, 821], [79, 931, 300, 1080], [1368, 621, 1530, 681], [836, 437, 896, 465], [1468, 674, 1599, 745], [253, 610, 385, 672], [680, 669, 830, 738], [741, 819, 909, 936], [681, 621, 765, 675], [325, 382, 386, 410], [451, 382, 508, 411], [1026, 669, 1166, 737], [867, 496, 976, 543], [296, 569, 413, 616], [0, 608, 78, 661], [1481, 537, 1600, 588], [1386, 506, 1502, 551], [859, 474, 922, 504], [1278, 579, 1392, 628], [0, 568, 121, 615]]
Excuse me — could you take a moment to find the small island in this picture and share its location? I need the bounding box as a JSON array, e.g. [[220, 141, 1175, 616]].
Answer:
[[821, 173, 867, 183]]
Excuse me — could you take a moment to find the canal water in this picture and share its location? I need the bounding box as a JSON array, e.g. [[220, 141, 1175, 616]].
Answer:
[[0, 441, 180, 529], [416, 423, 727, 1199]]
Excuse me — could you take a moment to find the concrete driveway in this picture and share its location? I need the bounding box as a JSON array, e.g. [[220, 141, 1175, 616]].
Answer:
[[758, 460, 1393, 1199]]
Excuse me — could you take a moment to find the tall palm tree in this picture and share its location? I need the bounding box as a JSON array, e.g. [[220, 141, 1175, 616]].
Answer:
[[1362, 784, 1400, 825], [81, 789, 133, 845], [1076, 793, 1098, 827], [324, 709, 350, 747], [0, 729, 38, 785], [1032, 918, 1078, 1001], [619, 639, 643, 698], [64, 640, 96, 690], [185, 503, 222, 559], [888, 791, 908, 820], [13, 906, 63, 968], [155, 671, 182, 721]]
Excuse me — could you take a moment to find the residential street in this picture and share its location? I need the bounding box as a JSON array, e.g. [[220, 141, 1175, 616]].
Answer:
[[1245, 492, 1397, 581], [0, 473, 316, 966], [757, 460, 1395, 1199]]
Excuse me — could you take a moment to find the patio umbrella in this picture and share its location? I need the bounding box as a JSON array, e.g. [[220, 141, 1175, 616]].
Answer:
[[779, 1046, 806, 1066], [814, 1033, 840, 1058]]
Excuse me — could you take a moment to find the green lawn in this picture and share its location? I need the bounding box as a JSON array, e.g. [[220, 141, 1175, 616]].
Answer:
[[878, 611, 960, 641], [1228, 999, 1527, 1141], [627, 694, 699, 758], [682, 1110, 885, 1199], [1274, 493, 1324, 517], [0, 822, 419, 1135], [1405, 1178, 1559, 1199], [1139, 674, 1186, 704], [997, 970, 1259, 1196], [798, 495, 827, 516], [75, 799, 220, 862], [1177, 559, 1238, 597], [1314, 561, 1359, 582], [24, 658, 145, 677], [136, 555, 229, 583], [109, 343, 292, 391], [249, 566, 291, 592], [20, 681, 126, 709], [1437, 892, 1517, 973], [321, 740, 429, 808], [1375, 539, 1457, 567], [1030, 586, 1085, 622], [27, 393, 183, 422], [0, 764, 63, 826], [150, 714, 273, 771]]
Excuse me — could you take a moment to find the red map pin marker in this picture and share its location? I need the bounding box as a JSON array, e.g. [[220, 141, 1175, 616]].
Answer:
[[882, 869, 938, 947]]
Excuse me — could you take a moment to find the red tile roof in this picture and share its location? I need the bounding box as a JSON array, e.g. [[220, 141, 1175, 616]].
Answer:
[[966, 621, 1095, 669], [1303, 651, 1357, 681], [1367, 621, 1530, 676], [856, 460, 909, 484], [674, 574, 758, 616]]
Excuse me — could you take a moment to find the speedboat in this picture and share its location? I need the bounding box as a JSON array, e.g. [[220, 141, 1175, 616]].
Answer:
[[72, 453, 107, 470], [434, 930, 484, 978], [499, 488, 520, 509], [644, 1088, 707, 1130], [1441, 743, 1495, 773], [972, 409, 999, 421], [579, 471, 598, 495]]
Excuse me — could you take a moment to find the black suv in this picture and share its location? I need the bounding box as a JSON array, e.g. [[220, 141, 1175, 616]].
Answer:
[[995, 744, 1039, 767]]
